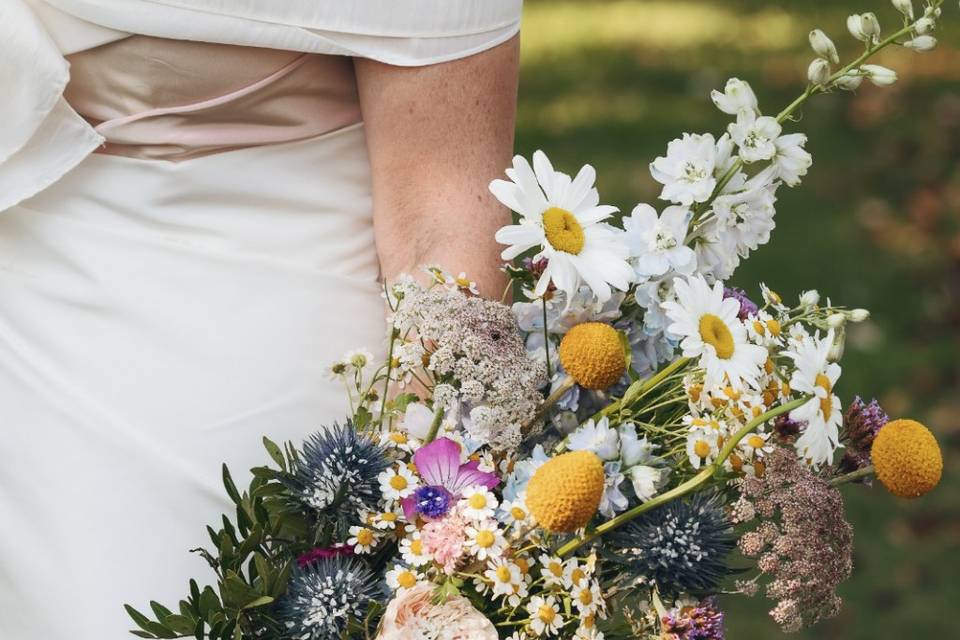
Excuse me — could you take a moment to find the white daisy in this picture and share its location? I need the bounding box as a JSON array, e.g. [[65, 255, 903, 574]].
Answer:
[[650, 133, 718, 206], [745, 309, 784, 348], [490, 150, 634, 303], [538, 554, 567, 588], [445, 271, 480, 295], [622, 203, 697, 280], [370, 507, 403, 531], [484, 558, 523, 598], [527, 595, 563, 636], [346, 526, 378, 554], [785, 330, 843, 467], [385, 565, 423, 595], [571, 581, 603, 615], [377, 464, 417, 501], [459, 486, 499, 521], [398, 532, 432, 567], [686, 426, 721, 469], [663, 275, 768, 390], [464, 521, 507, 561]]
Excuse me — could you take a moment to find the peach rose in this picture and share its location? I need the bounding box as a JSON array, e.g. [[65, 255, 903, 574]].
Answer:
[[377, 583, 497, 640]]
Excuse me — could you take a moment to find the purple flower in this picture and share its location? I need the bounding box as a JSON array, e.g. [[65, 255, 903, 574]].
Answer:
[[839, 396, 889, 474], [723, 287, 758, 320], [662, 598, 725, 640], [410, 485, 454, 519], [401, 438, 499, 521], [296, 544, 354, 568]]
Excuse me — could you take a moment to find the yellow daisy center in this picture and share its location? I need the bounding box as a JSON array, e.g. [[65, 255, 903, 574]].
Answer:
[[468, 493, 488, 510], [380, 512, 397, 522], [516, 558, 531, 574], [410, 539, 424, 555], [578, 589, 593, 605], [569, 567, 586, 586], [547, 561, 563, 577], [542, 207, 585, 254], [388, 432, 408, 444], [511, 506, 527, 520], [475, 530, 495, 548], [815, 373, 833, 418], [397, 571, 417, 589], [356, 529, 374, 546], [495, 566, 513, 583], [766, 319, 781, 336], [698, 313, 735, 359], [389, 475, 408, 491], [747, 435, 766, 449], [538, 605, 557, 624], [694, 439, 712, 458]]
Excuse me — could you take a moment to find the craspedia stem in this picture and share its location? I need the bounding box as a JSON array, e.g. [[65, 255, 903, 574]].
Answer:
[[829, 465, 875, 487], [556, 395, 811, 557], [424, 406, 446, 444]]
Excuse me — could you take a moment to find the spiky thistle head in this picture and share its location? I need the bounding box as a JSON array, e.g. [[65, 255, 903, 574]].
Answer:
[[278, 555, 385, 640], [290, 423, 389, 533], [604, 492, 736, 597]]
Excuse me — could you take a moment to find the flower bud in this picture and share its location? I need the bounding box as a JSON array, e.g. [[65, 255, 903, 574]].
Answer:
[[914, 16, 936, 34], [892, 0, 914, 20], [835, 71, 865, 91], [924, 5, 941, 19], [809, 29, 840, 64], [847, 14, 869, 41], [827, 313, 847, 329], [849, 308, 871, 322], [863, 64, 898, 87], [860, 13, 882, 39], [904, 35, 937, 51], [827, 329, 846, 363], [800, 290, 821, 308], [807, 59, 832, 85]]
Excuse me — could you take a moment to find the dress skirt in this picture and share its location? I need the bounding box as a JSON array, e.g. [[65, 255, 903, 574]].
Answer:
[[0, 124, 386, 638]]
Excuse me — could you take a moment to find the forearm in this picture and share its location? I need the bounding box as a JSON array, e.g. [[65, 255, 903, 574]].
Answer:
[[356, 36, 520, 299]]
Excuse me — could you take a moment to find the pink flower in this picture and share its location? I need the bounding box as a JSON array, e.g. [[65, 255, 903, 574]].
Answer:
[[420, 511, 467, 574], [378, 583, 498, 640], [400, 437, 499, 521]]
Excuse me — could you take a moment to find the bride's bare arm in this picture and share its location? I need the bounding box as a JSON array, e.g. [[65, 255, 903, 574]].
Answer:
[[355, 35, 520, 299]]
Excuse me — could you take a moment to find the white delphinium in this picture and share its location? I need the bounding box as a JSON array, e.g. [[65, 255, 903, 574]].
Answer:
[[914, 15, 936, 34], [599, 462, 629, 517], [650, 133, 719, 206], [633, 273, 680, 334], [728, 110, 783, 163], [693, 233, 741, 283], [491, 151, 634, 303], [847, 12, 882, 43], [710, 77, 759, 115], [568, 417, 620, 461], [809, 29, 840, 64], [623, 203, 697, 279], [707, 174, 779, 256], [892, 0, 915, 20], [904, 35, 937, 51], [862, 64, 898, 86], [770, 133, 813, 187], [835, 71, 865, 91], [808, 58, 832, 86]]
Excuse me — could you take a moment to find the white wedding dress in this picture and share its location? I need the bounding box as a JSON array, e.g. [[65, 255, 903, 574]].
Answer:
[[0, 1, 521, 638]]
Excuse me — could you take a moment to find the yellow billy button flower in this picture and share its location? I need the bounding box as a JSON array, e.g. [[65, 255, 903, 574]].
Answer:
[[526, 451, 605, 532], [871, 419, 943, 498], [558, 322, 627, 390], [542, 207, 585, 254], [698, 314, 735, 359]]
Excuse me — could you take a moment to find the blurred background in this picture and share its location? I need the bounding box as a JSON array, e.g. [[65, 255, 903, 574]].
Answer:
[[515, 1, 959, 637]]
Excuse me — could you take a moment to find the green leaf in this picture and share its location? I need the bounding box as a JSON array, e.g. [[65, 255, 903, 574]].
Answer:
[[199, 586, 222, 618], [220, 571, 260, 610], [353, 405, 372, 429], [130, 631, 156, 639], [125, 604, 154, 631], [150, 601, 173, 620], [222, 464, 242, 505], [162, 614, 198, 635], [262, 437, 287, 470], [617, 329, 633, 373], [241, 595, 274, 610]]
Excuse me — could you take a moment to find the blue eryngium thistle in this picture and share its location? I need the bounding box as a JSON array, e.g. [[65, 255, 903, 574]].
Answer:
[[279, 556, 384, 640], [604, 492, 736, 597], [291, 423, 389, 529]]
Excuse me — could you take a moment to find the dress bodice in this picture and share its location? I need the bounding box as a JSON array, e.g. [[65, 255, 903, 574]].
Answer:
[[65, 36, 363, 161]]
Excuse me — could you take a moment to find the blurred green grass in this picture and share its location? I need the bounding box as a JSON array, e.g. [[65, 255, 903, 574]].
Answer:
[[516, 1, 960, 638]]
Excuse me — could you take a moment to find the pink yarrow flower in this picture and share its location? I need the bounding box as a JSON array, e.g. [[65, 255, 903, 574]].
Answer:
[[377, 583, 498, 640]]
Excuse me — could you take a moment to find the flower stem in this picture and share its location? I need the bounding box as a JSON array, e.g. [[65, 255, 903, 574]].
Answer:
[[594, 357, 691, 420], [829, 464, 875, 487], [542, 296, 553, 379], [531, 375, 577, 427], [555, 395, 811, 557], [424, 406, 446, 444]]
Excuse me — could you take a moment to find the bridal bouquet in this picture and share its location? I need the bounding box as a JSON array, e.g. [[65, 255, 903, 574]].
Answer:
[[128, 2, 947, 639]]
